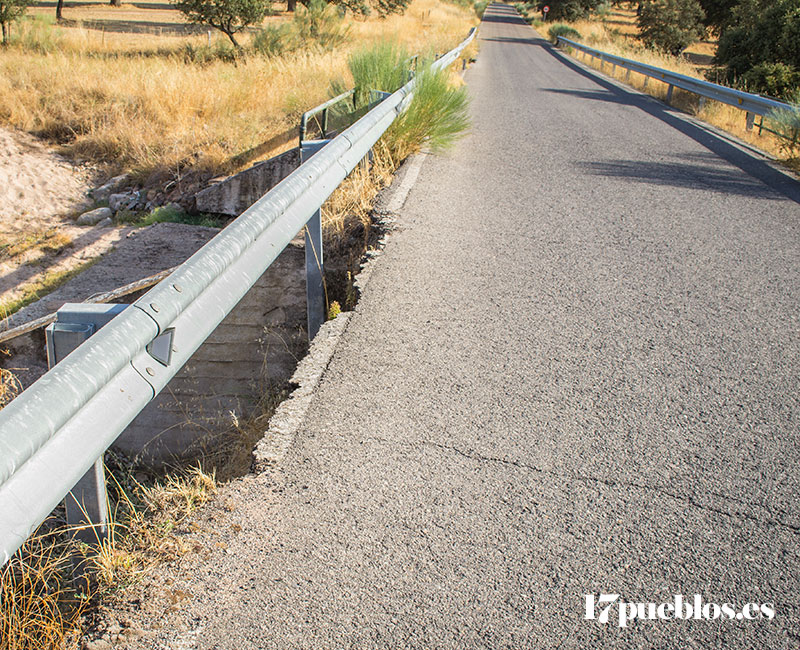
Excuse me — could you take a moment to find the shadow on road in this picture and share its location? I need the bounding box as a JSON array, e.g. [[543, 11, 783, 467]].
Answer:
[[482, 36, 539, 45], [540, 42, 800, 205], [579, 153, 786, 200], [480, 5, 529, 25]]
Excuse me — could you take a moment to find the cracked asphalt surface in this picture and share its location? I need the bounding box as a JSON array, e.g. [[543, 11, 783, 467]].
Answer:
[[119, 5, 800, 649]]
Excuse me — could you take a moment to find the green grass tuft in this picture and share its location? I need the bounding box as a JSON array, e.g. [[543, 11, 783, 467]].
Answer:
[[347, 40, 412, 108], [386, 63, 470, 159]]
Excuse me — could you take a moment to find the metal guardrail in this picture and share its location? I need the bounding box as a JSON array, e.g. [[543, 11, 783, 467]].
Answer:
[[298, 55, 422, 146], [0, 26, 476, 566], [555, 37, 793, 130], [298, 89, 357, 146]]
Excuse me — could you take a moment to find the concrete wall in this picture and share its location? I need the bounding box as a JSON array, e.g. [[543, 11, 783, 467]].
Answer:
[[2, 238, 308, 467], [115, 240, 308, 464], [195, 148, 301, 216]]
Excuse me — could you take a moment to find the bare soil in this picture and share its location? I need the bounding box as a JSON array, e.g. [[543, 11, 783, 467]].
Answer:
[[0, 126, 126, 313]]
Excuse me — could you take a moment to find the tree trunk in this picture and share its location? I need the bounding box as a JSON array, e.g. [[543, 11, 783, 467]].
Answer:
[[288, 0, 297, 11], [56, 0, 64, 20], [1, 22, 6, 45], [226, 30, 240, 48]]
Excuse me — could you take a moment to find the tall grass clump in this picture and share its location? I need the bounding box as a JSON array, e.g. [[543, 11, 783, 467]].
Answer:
[[0, 525, 90, 650], [385, 63, 470, 160], [347, 40, 411, 106], [548, 23, 581, 43], [17, 14, 64, 53], [766, 90, 800, 161]]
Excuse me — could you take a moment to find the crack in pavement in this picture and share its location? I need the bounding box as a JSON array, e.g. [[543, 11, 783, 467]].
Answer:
[[360, 435, 800, 534]]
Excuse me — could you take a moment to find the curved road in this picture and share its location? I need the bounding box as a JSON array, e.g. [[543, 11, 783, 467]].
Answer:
[[122, 5, 800, 649]]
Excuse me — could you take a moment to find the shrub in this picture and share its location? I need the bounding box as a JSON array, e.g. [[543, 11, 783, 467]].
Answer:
[[766, 90, 800, 159], [638, 0, 704, 55], [294, 0, 349, 49], [742, 62, 800, 100], [385, 64, 470, 160], [714, 0, 800, 96], [372, 0, 409, 17], [179, 39, 239, 63], [548, 23, 581, 43], [252, 23, 298, 57], [473, 0, 487, 18]]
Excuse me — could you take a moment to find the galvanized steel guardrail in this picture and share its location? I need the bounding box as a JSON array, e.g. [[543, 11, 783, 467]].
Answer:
[[0, 26, 476, 566], [555, 37, 793, 128]]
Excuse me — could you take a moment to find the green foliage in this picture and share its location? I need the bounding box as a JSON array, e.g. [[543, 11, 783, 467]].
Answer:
[[347, 40, 411, 107], [293, 0, 349, 48], [595, 1, 611, 18], [638, 0, 704, 55], [538, 0, 600, 22], [327, 300, 342, 319], [385, 64, 470, 157], [714, 0, 800, 97], [173, 0, 271, 47], [179, 39, 239, 62], [0, 0, 27, 44], [697, 0, 737, 32], [8, 13, 62, 52], [548, 23, 581, 42], [252, 23, 297, 56], [123, 204, 224, 228], [373, 0, 409, 17], [742, 62, 800, 99], [766, 89, 800, 158], [473, 0, 488, 17]]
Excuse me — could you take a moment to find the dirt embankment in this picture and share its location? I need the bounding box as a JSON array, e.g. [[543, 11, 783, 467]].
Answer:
[[0, 127, 127, 314]]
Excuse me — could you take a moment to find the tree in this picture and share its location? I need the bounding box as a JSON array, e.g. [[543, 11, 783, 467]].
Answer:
[[714, 0, 800, 97], [174, 0, 270, 47], [697, 0, 737, 32], [638, 0, 704, 55], [0, 0, 26, 43], [537, 0, 601, 21]]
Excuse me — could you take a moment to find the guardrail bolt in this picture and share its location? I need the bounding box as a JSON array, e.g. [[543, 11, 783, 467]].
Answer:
[[146, 367, 155, 376], [172, 284, 182, 293], [150, 303, 160, 313]]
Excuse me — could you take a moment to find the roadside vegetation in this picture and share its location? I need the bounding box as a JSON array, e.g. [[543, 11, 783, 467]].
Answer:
[[515, 0, 800, 171], [0, 0, 476, 181]]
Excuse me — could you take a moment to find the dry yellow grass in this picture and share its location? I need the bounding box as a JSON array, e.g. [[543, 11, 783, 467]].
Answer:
[[0, 0, 476, 179], [0, 524, 89, 650], [539, 3, 788, 161], [0, 465, 218, 650]]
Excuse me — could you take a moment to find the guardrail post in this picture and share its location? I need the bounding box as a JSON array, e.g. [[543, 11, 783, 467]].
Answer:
[[45, 304, 128, 548], [666, 84, 674, 104], [322, 108, 329, 138], [612, 63, 616, 75], [643, 76, 649, 90], [746, 111, 755, 131], [626, 69, 631, 83], [698, 96, 706, 112], [300, 141, 330, 341]]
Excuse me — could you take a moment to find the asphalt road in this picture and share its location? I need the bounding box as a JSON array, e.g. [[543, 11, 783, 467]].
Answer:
[[122, 5, 800, 649]]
